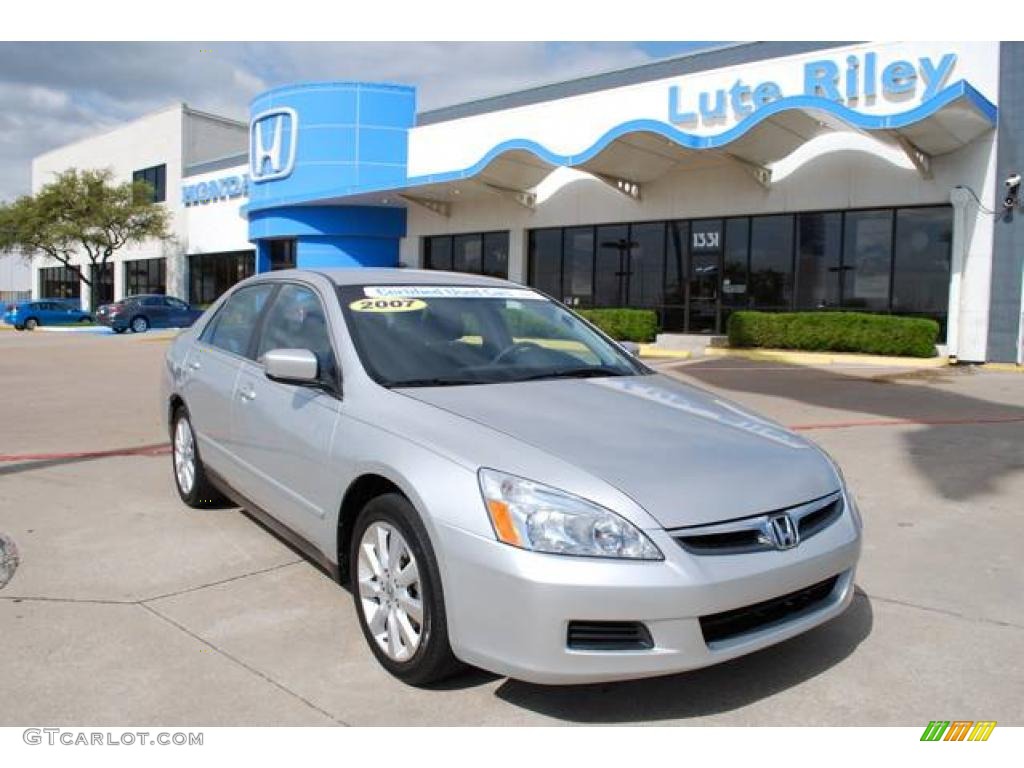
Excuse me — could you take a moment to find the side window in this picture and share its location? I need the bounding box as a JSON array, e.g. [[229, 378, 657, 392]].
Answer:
[[256, 284, 337, 384], [143, 296, 163, 307], [166, 297, 188, 309], [204, 284, 274, 358]]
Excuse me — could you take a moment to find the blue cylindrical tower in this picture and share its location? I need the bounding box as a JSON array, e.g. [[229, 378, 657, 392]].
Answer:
[[245, 81, 415, 270]]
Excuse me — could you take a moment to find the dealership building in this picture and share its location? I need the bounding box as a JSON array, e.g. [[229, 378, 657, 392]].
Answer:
[[28, 41, 1024, 362]]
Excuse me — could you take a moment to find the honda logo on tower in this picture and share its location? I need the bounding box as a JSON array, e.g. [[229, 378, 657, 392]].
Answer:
[[250, 107, 298, 182]]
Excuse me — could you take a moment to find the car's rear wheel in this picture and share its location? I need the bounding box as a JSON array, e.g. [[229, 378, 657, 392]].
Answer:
[[130, 315, 149, 333], [24, 317, 38, 331], [351, 493, 463, 686], [171, 407, 224, 507]]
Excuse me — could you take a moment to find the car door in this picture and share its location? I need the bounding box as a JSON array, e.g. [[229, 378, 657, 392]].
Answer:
[[163, 296, 192, 327], [232, 281, 345, 542], [140, 296, 169, 327], [179, 283, 275, 488]]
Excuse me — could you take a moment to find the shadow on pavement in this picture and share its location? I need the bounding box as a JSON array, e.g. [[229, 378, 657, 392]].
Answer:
[[493, 590, 873, 723], [668, 360, 1024, 502]]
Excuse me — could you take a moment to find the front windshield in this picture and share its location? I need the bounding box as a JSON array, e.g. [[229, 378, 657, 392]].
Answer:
[[338, 284, 647, 387]]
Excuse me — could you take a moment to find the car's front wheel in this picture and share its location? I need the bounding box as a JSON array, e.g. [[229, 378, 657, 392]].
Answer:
[[131, 315, 149, 333], [171, 407, 224, 507], [351, 493, 463, 686], [24, 317, 38, 331]]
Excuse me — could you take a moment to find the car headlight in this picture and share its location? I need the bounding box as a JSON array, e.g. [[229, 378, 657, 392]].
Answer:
[[478, 468, 662, 560]]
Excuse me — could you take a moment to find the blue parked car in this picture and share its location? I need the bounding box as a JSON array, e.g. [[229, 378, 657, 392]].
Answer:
[[95, 294, 203, 333], [3, 299, 92, 330]]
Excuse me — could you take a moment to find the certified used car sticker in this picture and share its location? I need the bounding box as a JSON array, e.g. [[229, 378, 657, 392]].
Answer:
[[363, 285, 544, 300]]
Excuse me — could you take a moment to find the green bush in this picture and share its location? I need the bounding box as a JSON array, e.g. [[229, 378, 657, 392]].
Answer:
[[727, 311, 939, 358], [577, 308, 659, 343]]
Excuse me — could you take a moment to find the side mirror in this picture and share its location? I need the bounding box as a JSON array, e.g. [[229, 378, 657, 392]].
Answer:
[[619, 341, 641, 357], [263, 348, 319, 384]]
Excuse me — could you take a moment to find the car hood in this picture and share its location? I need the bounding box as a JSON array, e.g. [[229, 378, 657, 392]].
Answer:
[[398, 373, 839, 529]]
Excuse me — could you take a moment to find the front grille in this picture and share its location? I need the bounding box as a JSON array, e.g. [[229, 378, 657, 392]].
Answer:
[[672, 492, 843, 555], [699, 575, 839, 645], [567, 621, 654, 651], [797, 498, 842, 539], [676, 528, 762, 555]]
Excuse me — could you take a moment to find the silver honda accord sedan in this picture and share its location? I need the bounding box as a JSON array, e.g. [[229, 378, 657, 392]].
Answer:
[[161, 268, 862, 686]]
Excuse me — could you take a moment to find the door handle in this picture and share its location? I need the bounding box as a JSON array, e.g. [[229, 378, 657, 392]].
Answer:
[[238, 385, 256, 402]]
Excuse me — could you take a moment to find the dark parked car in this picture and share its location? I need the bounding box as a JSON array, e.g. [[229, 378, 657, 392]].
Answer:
[[2, 299, 92, 330], [96, 294, 203, 333]]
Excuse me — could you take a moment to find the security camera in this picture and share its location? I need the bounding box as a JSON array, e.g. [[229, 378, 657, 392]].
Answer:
[[1005, 173, 1021, 209]]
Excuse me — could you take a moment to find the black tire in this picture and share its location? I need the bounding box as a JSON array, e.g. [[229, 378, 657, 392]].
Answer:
[[170, 406, 224, 508], [14, 325, 24, 331], [350, 493, 463, 686], [24, 317, 38, 331], [130, 315, 149, 333], [113, 328, 126, 334]]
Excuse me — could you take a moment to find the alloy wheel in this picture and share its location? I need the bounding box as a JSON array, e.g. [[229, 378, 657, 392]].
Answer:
[[357, 522, 424, 662], [173, 418, 196, 495]]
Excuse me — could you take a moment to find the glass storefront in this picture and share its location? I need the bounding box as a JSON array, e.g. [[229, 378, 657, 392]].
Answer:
[[188, 250, 255, 306], [423, 231, 509, 278], [527, 205, 953, 337], [125, 257, 166, 296], [39, 265, 81, 300]]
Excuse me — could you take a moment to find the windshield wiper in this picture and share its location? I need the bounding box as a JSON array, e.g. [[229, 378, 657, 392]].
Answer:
[[514, 366, 631, 382], [387, 377, 487, 388]]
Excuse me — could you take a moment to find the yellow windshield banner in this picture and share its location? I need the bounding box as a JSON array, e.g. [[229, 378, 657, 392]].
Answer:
[[349, 297, 427, 313]]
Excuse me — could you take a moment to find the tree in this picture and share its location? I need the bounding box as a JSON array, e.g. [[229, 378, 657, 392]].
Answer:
[[0, 168, 171, 309]]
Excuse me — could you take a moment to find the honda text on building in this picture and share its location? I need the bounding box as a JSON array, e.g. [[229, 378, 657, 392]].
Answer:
[[162, 268, 862, 684], [26, 41, 1024, 364]]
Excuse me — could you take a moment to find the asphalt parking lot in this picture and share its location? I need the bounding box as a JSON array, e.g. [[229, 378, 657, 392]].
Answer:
[[0, 329, 1021, 725]]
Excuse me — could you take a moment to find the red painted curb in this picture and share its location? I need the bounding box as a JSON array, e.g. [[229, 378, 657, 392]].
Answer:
[[791, 415, 1024, 431], [0, 442, 171, 463]]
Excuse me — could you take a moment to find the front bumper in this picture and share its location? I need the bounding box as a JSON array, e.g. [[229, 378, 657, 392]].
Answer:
[[436, 506, 861, 685]]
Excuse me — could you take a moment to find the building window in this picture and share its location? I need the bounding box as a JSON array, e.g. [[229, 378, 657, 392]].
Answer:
[[90, 262, 114, 305], [189, 250, 255, 306], [39, 265, 81, 299], [132, 164, 166, 203], [748, 215, 794, 309], [269, 239, 296, 271], [842, 210, 893, 311], [422, 232, 509, 278], [528, 229, 562, 298], [795, 212, 842, 309], [893, 207, 952, 317], [125, 257, 167, 296]]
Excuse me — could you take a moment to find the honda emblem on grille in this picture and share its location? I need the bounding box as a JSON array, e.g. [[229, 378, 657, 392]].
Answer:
[[762, 513, 800, 550]]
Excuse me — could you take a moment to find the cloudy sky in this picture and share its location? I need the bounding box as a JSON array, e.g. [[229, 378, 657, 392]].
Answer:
[[0, 41, 721, 202]]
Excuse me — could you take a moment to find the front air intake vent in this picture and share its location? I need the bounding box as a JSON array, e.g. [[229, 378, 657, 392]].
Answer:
[[567, 621, 654, 651], [699, 575, 840, 645]]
